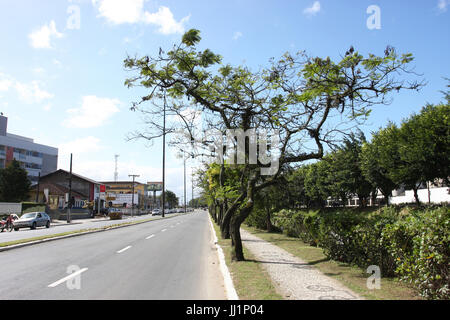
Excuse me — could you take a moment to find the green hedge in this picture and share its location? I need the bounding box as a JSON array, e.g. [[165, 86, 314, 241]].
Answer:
[[21, 202, 46, 215], [272, 206, 449, 299]]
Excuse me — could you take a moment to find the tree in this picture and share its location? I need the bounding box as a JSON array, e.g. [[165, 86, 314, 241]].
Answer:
[[338, 131, 373, 207], [124, 29, 422, 261], [0, 159, 31, 202], [360, 124, 399, 205], [163, 190, 179, 208]]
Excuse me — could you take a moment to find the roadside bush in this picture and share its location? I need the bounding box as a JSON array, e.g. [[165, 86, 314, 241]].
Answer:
[[382, 207, 449, 299], [246, 207, 270, 230], [109, 210, 123, 220], [21, 202, 46, 215], [272, 205, 449, 299], [273, 209, 321, 245]]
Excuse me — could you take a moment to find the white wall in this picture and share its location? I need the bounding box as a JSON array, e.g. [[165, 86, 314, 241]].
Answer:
[[390, 187, 450, 204], [0, 202, 22, 215]]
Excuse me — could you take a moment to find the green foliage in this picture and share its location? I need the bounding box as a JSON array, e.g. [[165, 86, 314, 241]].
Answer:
[[271, 206, 450, 299], [382, 207, 449, 299], [181, 29, 201, 46], [0, 160, 31, 203], [21, 202, 46, 215], [164, 190, 179, 208]]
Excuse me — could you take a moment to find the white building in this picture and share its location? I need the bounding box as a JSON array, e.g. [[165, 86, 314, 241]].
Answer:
[[0, 115, 58, 184]]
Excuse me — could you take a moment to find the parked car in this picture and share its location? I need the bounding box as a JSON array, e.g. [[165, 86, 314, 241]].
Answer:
[[151, 209, 161, 216], [13, 212, 51, 230]]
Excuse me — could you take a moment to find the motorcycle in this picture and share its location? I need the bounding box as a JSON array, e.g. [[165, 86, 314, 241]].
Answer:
[[0, 218, 13, 232], [0, 214, 18, 232]]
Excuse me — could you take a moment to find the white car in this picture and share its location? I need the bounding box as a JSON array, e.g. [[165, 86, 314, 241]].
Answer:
[[151, 209, 161, 216]]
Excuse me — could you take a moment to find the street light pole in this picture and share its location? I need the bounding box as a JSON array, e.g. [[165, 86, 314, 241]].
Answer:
[[184, 152, 187, 213], [128, 174, 140, 217], [191, 169, 194, 209], [67, 153, 72, 223], [162, 96, 167, 218]]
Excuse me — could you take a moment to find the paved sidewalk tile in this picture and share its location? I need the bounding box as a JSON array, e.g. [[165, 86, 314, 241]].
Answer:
[[240, 228, 363, 300]]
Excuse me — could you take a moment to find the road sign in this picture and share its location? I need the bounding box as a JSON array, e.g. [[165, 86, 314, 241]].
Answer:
[[100, 185, 106, 193]]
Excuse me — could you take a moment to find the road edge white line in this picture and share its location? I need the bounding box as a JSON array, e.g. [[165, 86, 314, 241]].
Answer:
[[48, 268, 88, 288], [208, 214, 239, 300]]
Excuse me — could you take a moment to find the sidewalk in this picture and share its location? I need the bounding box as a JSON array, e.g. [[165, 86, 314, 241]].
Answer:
[[240, 228, 363, 300]]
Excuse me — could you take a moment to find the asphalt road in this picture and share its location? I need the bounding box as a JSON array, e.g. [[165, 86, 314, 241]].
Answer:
[[0, 210, 227, 300]]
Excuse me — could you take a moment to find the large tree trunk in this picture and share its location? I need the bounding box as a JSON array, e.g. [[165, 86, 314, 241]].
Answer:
[[230, 181, 256, 261], [413, 186, 420, 206], [230, 213, 245, 261]]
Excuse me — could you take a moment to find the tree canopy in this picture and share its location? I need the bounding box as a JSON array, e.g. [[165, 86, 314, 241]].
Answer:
[[124, 29, 423, 261]]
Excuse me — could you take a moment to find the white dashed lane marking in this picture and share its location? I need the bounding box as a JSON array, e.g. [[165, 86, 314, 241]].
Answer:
[[48, 268, 88, 288], [117, 246, 132, 254]]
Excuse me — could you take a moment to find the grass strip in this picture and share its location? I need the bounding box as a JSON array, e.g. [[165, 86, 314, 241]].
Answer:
[[211, 218, 283, 300], [243, 225, 421, 300]]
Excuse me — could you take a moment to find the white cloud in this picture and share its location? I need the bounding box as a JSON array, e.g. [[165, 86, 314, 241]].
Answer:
[[0, 73, 54, 103], [0, 79, 12, 92], [437, 0, 450, 12], [0, 73, 13, 91], [232, 31, 243, 40], [303, 1, 321, 16], [59, 136, 102, 156], [92, 1, 189, 34], [14, 80, 54, 103], [43, 104, 52, 112], [29, 20, 64, 49], [32, 67, 46, 74], [53, 59, 62, 68], [142, 6, 190, 35], [93, 0, 144, 24], [63, 95, 120, 128]]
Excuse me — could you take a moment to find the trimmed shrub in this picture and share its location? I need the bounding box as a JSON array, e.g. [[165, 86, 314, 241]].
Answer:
[[272, 205, 449, 299], [382, 207, 449, 299]]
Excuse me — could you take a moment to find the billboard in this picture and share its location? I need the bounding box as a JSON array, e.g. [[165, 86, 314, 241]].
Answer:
[[107, 193, 138, 207], [147, 182, 163, 191]]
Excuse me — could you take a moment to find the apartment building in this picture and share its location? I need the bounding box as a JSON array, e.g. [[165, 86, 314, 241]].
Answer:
[[0, 114, 58, 184]]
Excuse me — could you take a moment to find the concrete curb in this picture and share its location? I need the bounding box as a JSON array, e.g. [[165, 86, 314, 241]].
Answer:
[[208, 214, 239, 300], [0, 213, 190, 253]]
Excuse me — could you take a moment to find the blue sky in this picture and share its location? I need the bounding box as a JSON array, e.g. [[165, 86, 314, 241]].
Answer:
[[0, 0, 449, 201]]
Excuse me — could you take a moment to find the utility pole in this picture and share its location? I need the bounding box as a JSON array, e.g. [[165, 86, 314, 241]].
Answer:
[[191, 169, 194, 209], [180, 149, 188, 213], [114, 154, 119, 182], [162, 96, 166, 218], [35, 172, 40, 203], [67, 153, 72, 223], [128, 174, 140, 217]]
